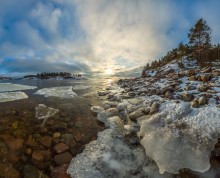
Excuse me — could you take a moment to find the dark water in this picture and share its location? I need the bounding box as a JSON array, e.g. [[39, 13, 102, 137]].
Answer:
[[0, 78, 115, 177]]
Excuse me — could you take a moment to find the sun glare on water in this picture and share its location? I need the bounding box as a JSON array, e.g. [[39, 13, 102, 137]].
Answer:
[[105, 68, 113, 75]]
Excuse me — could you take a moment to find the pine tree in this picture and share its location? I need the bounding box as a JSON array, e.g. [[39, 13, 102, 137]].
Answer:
[[188, 18, 212, 66]]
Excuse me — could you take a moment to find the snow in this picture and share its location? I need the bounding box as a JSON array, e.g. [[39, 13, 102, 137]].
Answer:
[[72, 85, 91, 90], [139, 101, 220, 174], [0, 83, 36, 92], [34, 86, 77, 98], [0, 91, 28, 103]]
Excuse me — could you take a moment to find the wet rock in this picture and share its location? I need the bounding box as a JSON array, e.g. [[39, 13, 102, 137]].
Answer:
[[61, 134, 73, 145], [23, 165, 39, 178], [54, 152, 73, 165], [185, 85, 197, 91], [106, 108, 119, 118], [25, 148, 33, 156], [12, 121, 19, 129], [6, 138, 23, 151], [90, 106, 104, 115], [198, 96, 207, 105], [117, 103, 127, 111], [53, 132, 61, 139], [38, 136, 53, 148], [98, 90, 109, 96], [149, 102, 160, 114], [51, 164, 71, 178], [51, 124, 67, 132], [54, 143, 69, 154], [165, 91, 172, 99], [189, 76, 197, 81], [188, 69, 195, 76], [26, 135, 38, 147], [32, 150, 52, 162], [102, 101, 118, 110], [0, 163, 20, 178], [182, 92, 194, 102]]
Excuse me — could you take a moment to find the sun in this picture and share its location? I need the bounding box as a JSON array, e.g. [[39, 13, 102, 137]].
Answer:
[[105, 68, 113, 75]]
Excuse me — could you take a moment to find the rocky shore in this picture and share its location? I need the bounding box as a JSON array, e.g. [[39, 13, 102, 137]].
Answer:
[[68, 59, 220, 178]]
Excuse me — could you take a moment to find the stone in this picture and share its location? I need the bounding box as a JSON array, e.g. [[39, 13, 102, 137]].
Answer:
[[198, 96, 207, 105], [25, 148, 33, 156], [90, 106, 104, 115], [182, 92, 193, 102], [149, 102, 160, 114], [32, 150, 52, 162], [54, 152, 73, 165], [53, 132, 61, 139], [0, 163, 20, 178], [188, 70, 195, 76], [201, 74, 211, 82], [185, 85, 197, 91], [26, 135, 38, 147], [199, 85, 210, 92], [61, 134, 73, 145], [106, 108, 119, 118], [129, 109, 145, 122], [23, 165, 39, 178], [12, 121, 19, 129], [38, 136, 53, 148], [51, 164, 71, 178], [189, 76, 197, 81], [54, 143, 69, 154], [6, 138, 23, 151], [191, 101, 199, 108], [165, 91, 172, 99], [117, 103, 127, 111]]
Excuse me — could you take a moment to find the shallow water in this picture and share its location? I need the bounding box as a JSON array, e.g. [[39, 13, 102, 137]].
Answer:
[[0, 78, 115, 177]]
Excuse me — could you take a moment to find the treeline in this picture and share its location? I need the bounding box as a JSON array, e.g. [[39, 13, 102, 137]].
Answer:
[[144, 18, 220, 71], [24, 72, 82, 79]]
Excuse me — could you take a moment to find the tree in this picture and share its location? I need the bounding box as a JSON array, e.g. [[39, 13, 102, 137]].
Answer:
[[188, 18, 212, 66]]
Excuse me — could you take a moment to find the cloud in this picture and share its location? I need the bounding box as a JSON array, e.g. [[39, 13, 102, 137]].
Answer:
[[0, 0, 220, 74]]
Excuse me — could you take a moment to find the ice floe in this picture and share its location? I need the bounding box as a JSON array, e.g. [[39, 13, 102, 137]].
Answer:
[[34, 86, 77, 98], [72, 85, 91, 90], [0, 91, 28, 103], [139, 100, 220, 174], [0, 83, 36, 92]]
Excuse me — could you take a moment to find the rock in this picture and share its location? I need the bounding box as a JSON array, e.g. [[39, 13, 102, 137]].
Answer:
[[185, 85, 197, 91], [142, 107, 150, 114], [53, 132, 61, 139], [6, 138, 23, 151], [102, 101, 118, 110], [182, 92, 194, 102], [26, 135, 38, 147], [199, 85, 210, 92], [198, 96, 207, 105], [54, 152, 73, 165], [25, 148, 33, 156], [38, 136, 53, 148], [129, 109, 145, 122], [189, 76, 197, 81], [90, 106, 104, 115], [54, 143, 69, 154], [149, 102, 160, 114], [201, 74, 211, 82], [106, 108, 119, 118], [23, 165, 39, 178], [0, 163, 20, 178], [117, 103, 127, 111], [61, 134, 73, 145], [12, 121, 19, 129], [191, 101, 199, 108], [165, 91, 172, 99], [51, 164, 71, 178], [98, 90, 109, 96], [32, 150, 51, 163], [188, 70, 195, 76]]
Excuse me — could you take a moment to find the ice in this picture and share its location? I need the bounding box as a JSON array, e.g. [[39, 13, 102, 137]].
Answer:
[[35, 104, 59, 126], [0, 91, 28, 103], [34, 86, 77, 98], [72, 85, 91, 90], [0, 83, 36, 92], [139, 101, 220, 174]]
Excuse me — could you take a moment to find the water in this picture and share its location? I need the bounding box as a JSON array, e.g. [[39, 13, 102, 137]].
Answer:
[[0, 78, 115, 177]]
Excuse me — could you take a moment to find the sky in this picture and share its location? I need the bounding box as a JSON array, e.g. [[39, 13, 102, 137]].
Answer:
[[0, 0, 220, 75]]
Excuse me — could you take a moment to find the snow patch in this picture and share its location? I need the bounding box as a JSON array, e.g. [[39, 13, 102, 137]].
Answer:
[[34, 86, 77, 98]]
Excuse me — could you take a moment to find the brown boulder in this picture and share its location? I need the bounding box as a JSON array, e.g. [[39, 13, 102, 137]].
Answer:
[[51, 164, 71, 178], [54, 152, 73, 165], [54, 143, 69, 154], [38, 136, 53, 148]]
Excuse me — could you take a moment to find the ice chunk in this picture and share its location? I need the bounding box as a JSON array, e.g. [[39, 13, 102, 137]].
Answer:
[[35, 86, 77, 98], [72, 85, 91, 90], [0, 91, 28, 103], [139, 101, 220, 174], [35, 104, 59, 126], [0, 83, 36, 92]]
